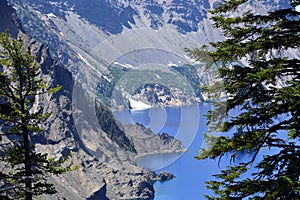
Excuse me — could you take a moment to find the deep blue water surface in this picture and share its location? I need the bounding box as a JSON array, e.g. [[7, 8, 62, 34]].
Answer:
[[114, 103, 284, 199], [114, 103, 223, 200]]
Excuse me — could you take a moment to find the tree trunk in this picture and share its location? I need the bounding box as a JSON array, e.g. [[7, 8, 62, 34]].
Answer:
[[22, 121, 32, 200]]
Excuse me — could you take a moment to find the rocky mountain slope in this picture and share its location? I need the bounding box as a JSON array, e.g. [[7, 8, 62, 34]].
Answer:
[[0, 1, 185, 199], [7, 0, 223, 108], [10, 0, 293, 108]]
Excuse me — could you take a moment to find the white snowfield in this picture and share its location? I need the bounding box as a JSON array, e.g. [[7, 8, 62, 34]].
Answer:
[[129, 98, 151, 110]]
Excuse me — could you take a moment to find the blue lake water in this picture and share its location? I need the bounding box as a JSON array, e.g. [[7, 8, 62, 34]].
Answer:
[[114, 103, 224, 200], [114, 103, 285, 199]]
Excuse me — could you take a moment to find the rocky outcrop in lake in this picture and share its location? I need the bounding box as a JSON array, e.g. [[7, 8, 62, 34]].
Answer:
[[155, 171, 175, 182], [124, 123, 185, 155]]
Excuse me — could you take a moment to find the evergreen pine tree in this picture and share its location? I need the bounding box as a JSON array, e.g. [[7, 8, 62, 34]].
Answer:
[[0, 32, 72, 200], [188, 1, 300, 199]]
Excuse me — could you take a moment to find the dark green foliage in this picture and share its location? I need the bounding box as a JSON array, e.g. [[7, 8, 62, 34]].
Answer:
[[95, 102, 137, 153], [108, 66, 129, 84], [171, 64, 203, 98], [0, 32, 73, 200], [96, 66, 129, 106], [187, 0, 300, 199]]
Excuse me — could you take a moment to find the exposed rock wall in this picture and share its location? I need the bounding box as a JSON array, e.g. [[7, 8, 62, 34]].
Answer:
[[124, 124, 185, 154], [0, 0, 22, 37]]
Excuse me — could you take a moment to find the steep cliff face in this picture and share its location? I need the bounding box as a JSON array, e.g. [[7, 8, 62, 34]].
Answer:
[[0, 0, 22, 37], [11, 0, 210, 34]]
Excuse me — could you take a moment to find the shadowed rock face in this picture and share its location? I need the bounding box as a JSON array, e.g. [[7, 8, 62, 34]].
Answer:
[[73, 0, 137, 34], [10, 0, 210, 34], [0, 0, 22, 37], [87, 182, 109, 200]]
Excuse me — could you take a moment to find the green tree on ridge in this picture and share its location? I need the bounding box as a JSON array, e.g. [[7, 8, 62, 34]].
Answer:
[[188, 0, 300, 199], [0, 32, 73, 200]]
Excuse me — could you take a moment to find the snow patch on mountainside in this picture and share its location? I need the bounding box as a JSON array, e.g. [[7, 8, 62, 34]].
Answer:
[[129, 98, 152, 110]]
